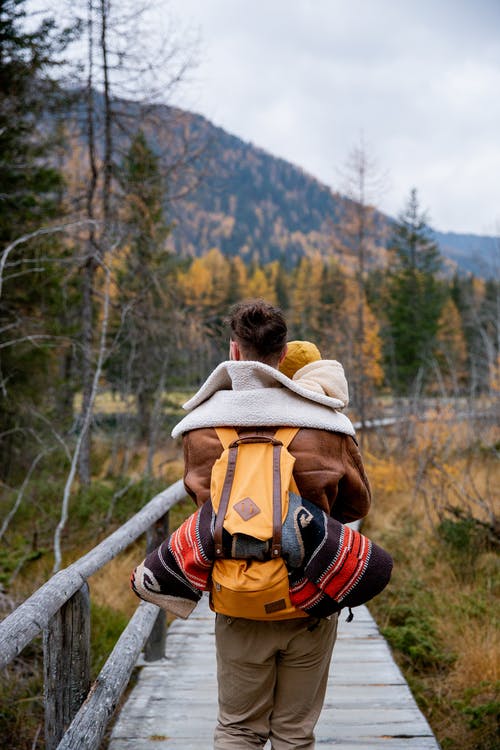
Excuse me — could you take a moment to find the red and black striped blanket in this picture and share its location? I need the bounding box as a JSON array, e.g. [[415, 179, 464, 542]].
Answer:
[[131, 494, 392, 619]]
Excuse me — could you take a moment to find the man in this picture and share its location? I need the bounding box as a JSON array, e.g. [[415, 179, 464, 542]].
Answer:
[[172, 299, 371, 750]]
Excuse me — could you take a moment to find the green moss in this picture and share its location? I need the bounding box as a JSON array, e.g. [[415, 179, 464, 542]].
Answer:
[[450, 682, 500, 749], [382, 615, 454, 671]]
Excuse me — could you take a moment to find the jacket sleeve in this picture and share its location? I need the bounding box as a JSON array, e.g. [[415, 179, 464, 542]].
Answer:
[[289, 429, 371, 523], [182, 428, 223, 506], [336, 436, 372, 522]]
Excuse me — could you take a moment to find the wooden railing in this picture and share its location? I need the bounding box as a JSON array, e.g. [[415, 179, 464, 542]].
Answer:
[[0, 479, 187, 750]]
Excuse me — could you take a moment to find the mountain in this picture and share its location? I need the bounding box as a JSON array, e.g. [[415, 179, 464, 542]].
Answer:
[[66, 94, 499, 277], [431, 230, 498, 277], [162, 113, 348, 268], [163, 109, 498, 276]]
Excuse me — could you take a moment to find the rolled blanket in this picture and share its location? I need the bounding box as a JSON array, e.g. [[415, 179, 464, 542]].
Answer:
[[130, 500, 214, 619], [287, 498, 393, 617], [131, 494, 393, 620]]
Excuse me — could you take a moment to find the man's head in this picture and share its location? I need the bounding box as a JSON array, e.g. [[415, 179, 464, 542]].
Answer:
[[228, 299, 287, 367]]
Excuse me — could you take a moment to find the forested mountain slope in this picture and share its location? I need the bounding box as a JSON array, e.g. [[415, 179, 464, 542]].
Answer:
[[66, 93, 498, 276]]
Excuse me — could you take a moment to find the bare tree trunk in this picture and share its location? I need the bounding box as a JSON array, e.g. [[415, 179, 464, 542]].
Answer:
[[79, 0, 99, 486], [146, 362, 168, 477], [79, 259, 95, 486], [54, 266, 111, 572], [339, 141, 383, 448], [355, 196, 367, 446], [100, 0, 112, 226]]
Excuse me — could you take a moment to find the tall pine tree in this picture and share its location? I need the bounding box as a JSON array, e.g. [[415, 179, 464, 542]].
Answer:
[[385, 188, 445, 394], [107, 130, 174, 442], [0, 0, 75, 478]]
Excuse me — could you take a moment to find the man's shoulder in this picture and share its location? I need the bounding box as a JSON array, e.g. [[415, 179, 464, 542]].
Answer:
[[290, 426, 353, 448]]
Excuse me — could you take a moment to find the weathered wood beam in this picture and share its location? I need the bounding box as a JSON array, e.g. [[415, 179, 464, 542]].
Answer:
[[56, 601, 159, 750], [44, 584, 91, 750], [0, 479, 185, 668], [144, 511, 170, 661]]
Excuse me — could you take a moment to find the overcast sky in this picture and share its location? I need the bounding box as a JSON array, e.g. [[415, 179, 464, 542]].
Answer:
[[162, 0, 500, 236]]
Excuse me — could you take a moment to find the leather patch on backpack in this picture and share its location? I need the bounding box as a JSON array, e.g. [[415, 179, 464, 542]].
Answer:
[[265, 598, 287, 614], [234, 497, 261, 521]]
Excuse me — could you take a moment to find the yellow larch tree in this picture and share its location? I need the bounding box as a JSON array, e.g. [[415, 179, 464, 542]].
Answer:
[[338, 276, 384, 397], [246, 266, 276, 303], [176, 248, 231, 313], [290, 253, 325, 338], [436, 297, 468, 394], [176, 256, 212, 310]]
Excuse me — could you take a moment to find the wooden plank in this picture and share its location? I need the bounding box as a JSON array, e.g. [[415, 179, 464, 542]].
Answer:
[[109, 596, 440, 749], [109, 598, 216, 747], [108, 740, 439, 750], [43, 584, 91, 750]]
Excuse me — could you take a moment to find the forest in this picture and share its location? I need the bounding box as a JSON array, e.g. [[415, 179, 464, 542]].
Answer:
[[1, 2, 498, 749]]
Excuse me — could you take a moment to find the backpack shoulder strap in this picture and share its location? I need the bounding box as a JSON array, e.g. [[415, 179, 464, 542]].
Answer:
[[274, 428, 300, 495], [273, 427, 300, 448], [214, 427, 239, 449]]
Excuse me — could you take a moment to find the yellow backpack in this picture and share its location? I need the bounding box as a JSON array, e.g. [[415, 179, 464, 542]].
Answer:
[[210, 427, 308, 620]]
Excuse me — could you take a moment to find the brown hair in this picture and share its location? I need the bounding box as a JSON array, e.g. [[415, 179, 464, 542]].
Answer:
[[228, 299, 287, 364]]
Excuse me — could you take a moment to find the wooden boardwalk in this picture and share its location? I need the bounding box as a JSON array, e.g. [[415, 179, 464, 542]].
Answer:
[[109, 595, 440, 749]]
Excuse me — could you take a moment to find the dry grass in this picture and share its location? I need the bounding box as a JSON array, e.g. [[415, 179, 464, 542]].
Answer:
[[444, 619, 499, 690], [0, 433, 194, 750], [89, 543, 144, 620], [364, 419, 500, 750], [73, 390, 191, 415], [3, 412, 498, 750], [73, 391, 136, 415]]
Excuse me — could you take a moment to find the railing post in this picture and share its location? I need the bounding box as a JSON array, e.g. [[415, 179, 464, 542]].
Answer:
[[144, 511, 169, 661], [43, 583, 91, 750]]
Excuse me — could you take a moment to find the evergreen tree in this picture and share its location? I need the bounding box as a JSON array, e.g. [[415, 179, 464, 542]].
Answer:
[[384, 189, 445, 394], [107, 130, 173, 441], [290, 254, 324, 340], [479, 278, 500, 394], [0, 0, 75, 478], [226, 256, 248, 306], [274, 257, 290, 312], [0, 0, 71, 241], [315, 258, 347, 360]]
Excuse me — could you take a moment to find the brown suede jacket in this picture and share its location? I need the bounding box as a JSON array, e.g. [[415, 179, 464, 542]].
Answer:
[[183, 426, 371, 523]]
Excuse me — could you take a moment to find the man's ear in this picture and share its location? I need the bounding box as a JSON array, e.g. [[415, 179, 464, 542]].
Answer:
[[230, 340, 241, 361], [278, 344, 288, 364]]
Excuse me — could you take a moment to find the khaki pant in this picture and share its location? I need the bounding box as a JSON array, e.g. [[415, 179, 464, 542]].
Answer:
[[214, 614, 338, 749]]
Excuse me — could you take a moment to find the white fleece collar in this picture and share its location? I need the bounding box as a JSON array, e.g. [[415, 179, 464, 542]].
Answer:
[[182, 361, 345, 410], [171, 361, 355, 438]]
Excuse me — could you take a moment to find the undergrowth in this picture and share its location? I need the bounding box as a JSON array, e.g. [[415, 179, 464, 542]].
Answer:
[[1, 411, 498, 749], [0, 430, 192, 750], [365, 420, 499, 750]]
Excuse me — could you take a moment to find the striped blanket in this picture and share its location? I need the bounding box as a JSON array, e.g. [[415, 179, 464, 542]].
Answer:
[[131, 495, 392, 620]]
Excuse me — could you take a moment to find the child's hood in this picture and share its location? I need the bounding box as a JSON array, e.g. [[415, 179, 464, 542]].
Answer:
[[293, 360, 349, 407]]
